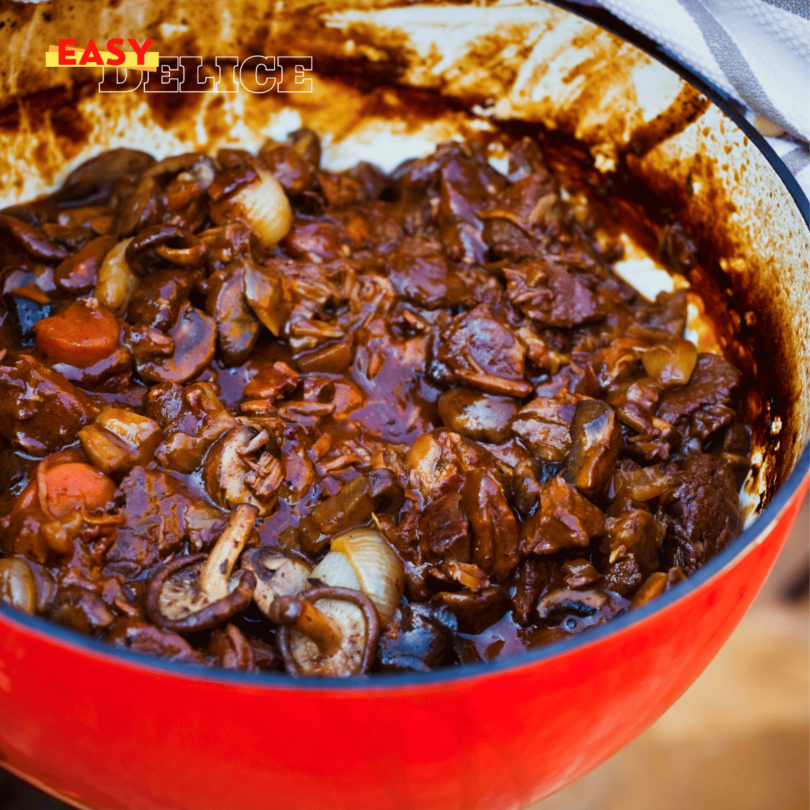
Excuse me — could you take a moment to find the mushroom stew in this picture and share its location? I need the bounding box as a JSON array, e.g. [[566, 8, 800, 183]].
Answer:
[[0, 131, 752, 677]]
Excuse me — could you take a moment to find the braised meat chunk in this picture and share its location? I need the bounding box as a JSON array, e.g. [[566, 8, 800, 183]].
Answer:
[[0, 355, 98, 455], [0, 131, 753, 677]]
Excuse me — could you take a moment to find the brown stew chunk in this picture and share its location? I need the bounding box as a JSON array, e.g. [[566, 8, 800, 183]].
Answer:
[[438, 388, 517, 444], [522, 476, 607, 555], [658, 455, 743, 575], [0, 355, 98, 456]]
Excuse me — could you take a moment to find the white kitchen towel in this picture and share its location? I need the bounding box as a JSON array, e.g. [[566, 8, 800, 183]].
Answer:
[[568, 0, 810, 201]]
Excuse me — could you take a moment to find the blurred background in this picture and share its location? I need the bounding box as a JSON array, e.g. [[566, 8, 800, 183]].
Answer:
[[1, 495, 807, 810]]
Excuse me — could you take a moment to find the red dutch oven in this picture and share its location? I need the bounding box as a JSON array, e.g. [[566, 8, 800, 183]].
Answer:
[[0, 2, 807, 808]]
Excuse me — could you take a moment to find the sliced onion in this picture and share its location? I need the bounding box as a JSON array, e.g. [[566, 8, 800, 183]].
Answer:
[[328, 528, 404, 626], [311, 550, 361, 592], [0, 558, 36, 614], [210, 169, 292, 248], [244, 260, 287, 336], [94, 237, 138, 316], [613, 464, 672, 501], [641, 338, 697, 387]]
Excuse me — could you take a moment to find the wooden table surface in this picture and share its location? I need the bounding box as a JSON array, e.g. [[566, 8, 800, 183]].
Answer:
[[2, 499, 807, 810]]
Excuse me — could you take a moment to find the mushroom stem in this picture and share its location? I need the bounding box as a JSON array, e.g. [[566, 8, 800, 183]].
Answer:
[[269, 594, 343, 656], [199, 503, 259, 599]]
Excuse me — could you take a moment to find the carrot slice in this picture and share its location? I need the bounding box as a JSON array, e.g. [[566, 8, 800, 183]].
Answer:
[[34, 299, 120, 368], [7, 449, 86, 522], [40, 462, 116, 518]]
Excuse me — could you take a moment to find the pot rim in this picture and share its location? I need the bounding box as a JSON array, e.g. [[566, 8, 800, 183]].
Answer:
[[0, 0, 807, 692]]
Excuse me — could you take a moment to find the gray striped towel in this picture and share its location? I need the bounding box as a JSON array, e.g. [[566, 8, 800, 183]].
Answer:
[[570, 0, 810, 200]]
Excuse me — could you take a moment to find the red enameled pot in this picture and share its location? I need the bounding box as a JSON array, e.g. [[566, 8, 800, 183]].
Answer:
[[0, 2, 808, 808]]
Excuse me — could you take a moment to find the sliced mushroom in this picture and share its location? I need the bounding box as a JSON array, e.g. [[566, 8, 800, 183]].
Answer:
[[437, 388, 517, 444], [54, 148, 156, 205], [241, 547, 312, 617], [512, 459, 542, 518], [269, 586, 379, 677], [54, 235, 118, 294], [205, 256, 261, 365], [0, 214, 69, 262], [144, 503, 258, 632], [125, 225, 208, 275], [105, 618, 204, 664], [116, 176, 160, 237], [535, 586, 612, 624], [50, 586, 115, 634], [243, 258, 288, 336], [563, 399, 621, 498], [136, 302, 216, 384], [202, 420, 284, 515]]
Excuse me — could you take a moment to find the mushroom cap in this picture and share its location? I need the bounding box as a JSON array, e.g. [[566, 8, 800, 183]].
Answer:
[[242, 547, 312, 617], [202, 423, 282, 515], [276, 586, 379, 678], [137, 302, 216, 384], [145, 553, 256, 633]]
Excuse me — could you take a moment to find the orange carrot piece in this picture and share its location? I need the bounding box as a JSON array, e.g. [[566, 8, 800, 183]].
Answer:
[[41, 462, 117, 518], [34, 300, 120, 367]]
